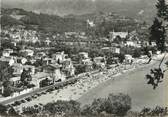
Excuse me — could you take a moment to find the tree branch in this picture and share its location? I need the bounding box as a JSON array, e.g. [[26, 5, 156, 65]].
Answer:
[[159, 53, 167, 68]]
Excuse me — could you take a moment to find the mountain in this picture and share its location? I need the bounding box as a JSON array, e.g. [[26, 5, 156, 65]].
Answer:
[[1, 8, 87, 33], [1, 8, 139, 35], [2, 0, 157, 22]]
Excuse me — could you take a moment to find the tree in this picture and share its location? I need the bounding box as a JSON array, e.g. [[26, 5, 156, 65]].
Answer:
[[0, 104, 7, 116], [20, 69, 32, 86], [118, 53, 125, 63], [0, 61, 13, 82], [133, 48, 141, 58], [146, 0, 168, 90], [44, 100, 81, 115], [8, 107, 20, 116], [149, 18, 166, 52], [156, 0, 168, 20], [81, 93, 131, 116], [1, 39, 14, 49], [2, 86, 14, 97]]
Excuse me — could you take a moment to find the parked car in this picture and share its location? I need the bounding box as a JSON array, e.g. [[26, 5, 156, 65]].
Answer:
[[21, 100, 26, 103], [25, 97, 32, 102]]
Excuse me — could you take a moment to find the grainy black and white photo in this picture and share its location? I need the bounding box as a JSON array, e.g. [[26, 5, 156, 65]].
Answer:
[[0, 0, 168, 116]]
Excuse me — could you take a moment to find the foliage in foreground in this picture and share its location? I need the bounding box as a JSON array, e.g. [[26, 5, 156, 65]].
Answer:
[[0, 93, 167, 117]]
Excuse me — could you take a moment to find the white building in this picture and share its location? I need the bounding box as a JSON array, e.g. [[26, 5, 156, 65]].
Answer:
[[12, 63, 35, 75], [44, 38, 51, 45], [109, 31, 128, 41], [20, 49, 34, 56], [79, 52, 89, 59], [2, 49, 13, 57], [62, 58, 75, 77], [125, 54, 134, 64], [0, 57, 15, 66], [15, 57, 27, 65], [94, 57, 106, 69], [52, 51, 68, 63]]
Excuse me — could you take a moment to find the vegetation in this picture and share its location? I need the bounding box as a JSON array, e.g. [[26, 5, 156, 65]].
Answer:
[[20, 69, 32, 86], [0, 93, 167, 117], [149, 0, 167, 53], [156, 0, 168, 20], [149, 18, 166, 52], [81, 93, 131, 116], [146, 0, 168, 89], [16, 93, 132, 116], [1, 8, 87, 33], [0, 61, 14, 82]]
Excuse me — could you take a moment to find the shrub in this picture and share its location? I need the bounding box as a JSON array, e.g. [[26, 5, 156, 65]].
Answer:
[[105, 93, 131, 116], [133, 49, 141, 58], [0, 104, 7, 116], [82, 93, 131, 116], [139, 106, 168, 116], [44, 100, 81, 115], [2, 87, 14, 97]]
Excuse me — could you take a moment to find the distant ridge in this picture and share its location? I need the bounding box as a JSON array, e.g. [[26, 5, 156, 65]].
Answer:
[[2, 0, 156, 23]]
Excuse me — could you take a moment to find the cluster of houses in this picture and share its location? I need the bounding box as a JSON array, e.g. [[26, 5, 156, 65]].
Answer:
[[1, 24, 158, 49], [0, 48, 76, 94], [0, 44, 113, 97], [0, 23, 161, 97], [1, 25, 39, 43]]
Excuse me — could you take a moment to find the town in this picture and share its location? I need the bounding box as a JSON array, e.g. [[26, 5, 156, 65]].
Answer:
[[0, 0, 168, 116]]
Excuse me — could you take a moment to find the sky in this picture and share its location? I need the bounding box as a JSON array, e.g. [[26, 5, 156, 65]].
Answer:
[[1, 0, 156, 16]]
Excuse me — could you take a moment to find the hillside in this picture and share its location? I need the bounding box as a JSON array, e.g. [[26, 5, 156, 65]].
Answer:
[[1, 8, 139, 34], [1, 8, 87, 33]]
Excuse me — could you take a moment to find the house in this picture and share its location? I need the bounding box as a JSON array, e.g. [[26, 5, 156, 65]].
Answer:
[[12, 63, 23, 76], [0, 57, 15, 66], [11, 42, 17, 47], [150, 41, 157, 47], [20, 49, 34, 57], [101, 47, 120, 54], [14, 57, 27, 65], [62, 58, 75, 77], [9, 76, 20, 87], [125, 41, 136, 47], [94, 57, 106, 69], [141, 41, 150, 47], [109, 31, 128, 41], [0, 82, 3, 94], [31, 72, 50, 88], [23, 65, 35, 75], [52, 51, 68, 64], [12, 63, 35, 76], [44, 38, 51, 46], [125, 54, 134, 64], [81, 58, 93, 72], [36, 52, 46, 59], [43, 57, 55, 65], [125, 40, 141, 48], [111, 47, 120, 54], [2, 49, 13, 57], [31, 36, 39, 43], [43, 64, 66, 82], [79, 52, 89, 60]]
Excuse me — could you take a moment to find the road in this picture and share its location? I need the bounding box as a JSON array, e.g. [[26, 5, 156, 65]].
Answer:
[[0, 77, 79, 105], [78, 56, 168, 111]]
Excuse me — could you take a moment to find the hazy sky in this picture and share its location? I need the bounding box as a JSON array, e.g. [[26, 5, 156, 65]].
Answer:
[[1, 0, 157, 16]]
